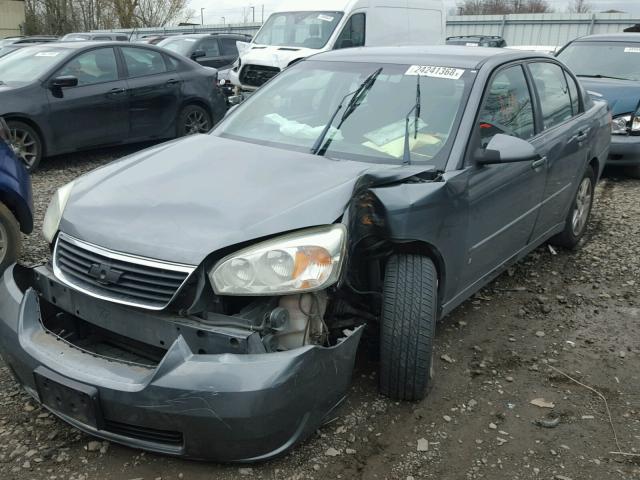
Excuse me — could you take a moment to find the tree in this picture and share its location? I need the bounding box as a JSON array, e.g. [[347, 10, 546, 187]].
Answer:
[[569, 0, 592, 13], [457, 0, 553, 14]]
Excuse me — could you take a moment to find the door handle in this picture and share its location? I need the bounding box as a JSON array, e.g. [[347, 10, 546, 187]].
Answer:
[[575, 131, 588, 142], [166, 79, 180, 86], [531, 156, 547, 170], [107, 87, 126, 96]]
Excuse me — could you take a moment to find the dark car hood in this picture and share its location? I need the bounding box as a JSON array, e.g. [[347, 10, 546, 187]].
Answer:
[[60, 135, 433, 265], [579, 77, 640, 116]]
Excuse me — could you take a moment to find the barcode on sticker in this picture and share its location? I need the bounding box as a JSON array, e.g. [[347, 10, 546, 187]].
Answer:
[[624, 47, 640, 53], [405, 65, 465, 80]]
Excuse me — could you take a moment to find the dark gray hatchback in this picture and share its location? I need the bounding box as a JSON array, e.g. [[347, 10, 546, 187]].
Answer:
[[0, 46, 610, 462]]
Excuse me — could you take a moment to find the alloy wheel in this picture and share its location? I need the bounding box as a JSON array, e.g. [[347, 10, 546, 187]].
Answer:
[[184, 110, 210, 135], [571, 177, 592, 236], [0, 220, 7, 266], [9, 127, 38, 169]]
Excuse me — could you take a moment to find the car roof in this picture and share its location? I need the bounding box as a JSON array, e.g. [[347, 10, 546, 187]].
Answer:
[[573, 33, 640, 42], [310, 45, 546, 69]]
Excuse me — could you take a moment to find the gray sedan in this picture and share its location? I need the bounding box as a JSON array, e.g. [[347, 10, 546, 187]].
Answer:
[[0, 46, 610, 461]]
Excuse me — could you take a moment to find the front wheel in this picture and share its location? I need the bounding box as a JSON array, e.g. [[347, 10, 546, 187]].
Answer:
[[0, 203, 21, 275], [550, 165, 595, 249], [6, 120, 42, 172], [379, 254, 437, 401], [177, 105, 212, 137]]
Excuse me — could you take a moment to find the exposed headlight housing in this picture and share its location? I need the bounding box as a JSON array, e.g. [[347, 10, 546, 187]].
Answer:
[[210, 225, 346, 296], [42, 181, 75, 244], [232, 57, 241, 72], [611, 114, 632, 135]]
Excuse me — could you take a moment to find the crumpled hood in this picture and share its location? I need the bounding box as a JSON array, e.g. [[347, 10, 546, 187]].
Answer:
[[241, 44, 317, 70], [581, 77, 640, 116], [59, 135, 431, 265]]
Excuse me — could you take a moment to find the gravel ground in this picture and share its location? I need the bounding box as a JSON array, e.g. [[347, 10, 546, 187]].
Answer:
[[1, 146, 639, 480]]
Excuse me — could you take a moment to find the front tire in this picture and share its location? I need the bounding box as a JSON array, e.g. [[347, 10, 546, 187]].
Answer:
[[379, 254, 437, 401], [550, 165, 595, 249], [6, 120, 42, 172], [0, 203, 21, 275], [177, 105, 212, 137]]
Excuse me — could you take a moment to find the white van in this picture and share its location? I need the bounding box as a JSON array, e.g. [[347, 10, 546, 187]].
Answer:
[[229, 0, 446, 92]]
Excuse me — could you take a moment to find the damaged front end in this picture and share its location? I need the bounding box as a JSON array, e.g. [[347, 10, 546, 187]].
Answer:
[[0, 250, 365, 461]]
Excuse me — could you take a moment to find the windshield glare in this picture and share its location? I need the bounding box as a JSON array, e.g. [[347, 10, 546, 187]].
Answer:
[[558, 41, 640, 81], [158, 37, 198, 55], [253, 11, 344, 49], [0, 46, 70, 85], [216, 61, 472, 167]]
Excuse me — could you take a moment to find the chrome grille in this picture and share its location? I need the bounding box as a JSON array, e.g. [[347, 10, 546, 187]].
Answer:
[[53, 233, 196, 310]]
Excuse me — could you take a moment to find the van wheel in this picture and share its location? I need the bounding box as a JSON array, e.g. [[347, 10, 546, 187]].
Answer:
[[7, 120, 42, 172], [177, 105, 212, 136], [379, 254, 437, 401], [0, 203, 20, 275], [550, 165, 595, 249]]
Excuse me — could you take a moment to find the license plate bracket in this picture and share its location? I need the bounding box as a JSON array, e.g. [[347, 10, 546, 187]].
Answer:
[[34, 366, 102, 429]]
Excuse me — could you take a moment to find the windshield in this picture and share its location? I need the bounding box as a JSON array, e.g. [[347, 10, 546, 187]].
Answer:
[[157, 37, 198, 55], [216, 61, 473, 167], [62, 34, 91, 41], [0, 46, 70, 86], [558, 41, 640, 81], [253, 11, 344, 49]]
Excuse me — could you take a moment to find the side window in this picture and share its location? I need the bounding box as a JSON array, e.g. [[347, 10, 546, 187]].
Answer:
[[93, 36, 111, 41], [528, 62, 573, 130], [334, 13, 366, 49], [564, 70, 581, 115], [478, 65, 535, 145], [220, 38, 238, 56], [57, 48, 118, 86], [122, 47, 167, 78], [200, 38, 220, 57], [116, 36, 129, 42]]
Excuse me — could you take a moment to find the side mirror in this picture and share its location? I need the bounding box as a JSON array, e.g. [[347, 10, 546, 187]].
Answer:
[[191, 49, 206, 60], [50, 75, 78, 89], [476, 134, 539, 165]]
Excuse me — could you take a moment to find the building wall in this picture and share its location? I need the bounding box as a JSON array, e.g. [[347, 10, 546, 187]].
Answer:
[[0, 0, 25, 38]]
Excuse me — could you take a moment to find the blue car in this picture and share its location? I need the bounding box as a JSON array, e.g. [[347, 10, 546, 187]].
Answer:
[[557, 33, 640, 177], [0, 118, 33, 273]]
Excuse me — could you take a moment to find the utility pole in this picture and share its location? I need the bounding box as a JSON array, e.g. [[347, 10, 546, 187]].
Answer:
[[250, 6, 255, 23], [221, 16, 226, 25], [200, 8, 205, 25], [261, 5, 264, 23]]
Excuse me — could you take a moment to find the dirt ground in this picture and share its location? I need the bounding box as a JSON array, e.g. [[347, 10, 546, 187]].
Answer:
[[1, 148, 639, 480]]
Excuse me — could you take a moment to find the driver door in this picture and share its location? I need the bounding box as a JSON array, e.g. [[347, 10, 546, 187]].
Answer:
[[46, 47, 129, 151], [462, 64, 547, 290]]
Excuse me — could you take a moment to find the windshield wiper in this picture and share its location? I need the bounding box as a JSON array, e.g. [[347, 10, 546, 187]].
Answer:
[[577, 74, 631, 81], [402, 74, 422, 166], [311, 67, 383, 156]]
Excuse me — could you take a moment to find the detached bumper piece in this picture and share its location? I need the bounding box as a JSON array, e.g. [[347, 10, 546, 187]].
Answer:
[[0, 264, 363, 462]]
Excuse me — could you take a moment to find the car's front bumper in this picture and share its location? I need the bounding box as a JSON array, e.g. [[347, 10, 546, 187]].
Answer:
[[609, 135, 640, 167], [0, 264, 363, 462]]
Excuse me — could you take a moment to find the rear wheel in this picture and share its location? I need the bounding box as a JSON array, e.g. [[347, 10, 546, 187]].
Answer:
[[550, 165, 595, 249], [379, 254, 437, 401], [6, 120, 42, 172], [177, 105, 212, 137], [0, 203, 20, 275]]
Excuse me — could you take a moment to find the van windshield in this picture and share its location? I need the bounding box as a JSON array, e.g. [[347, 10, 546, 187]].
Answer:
[[216, 61, 474, 168], [557, 41, 640, 81], [253, 11, 344, 49]]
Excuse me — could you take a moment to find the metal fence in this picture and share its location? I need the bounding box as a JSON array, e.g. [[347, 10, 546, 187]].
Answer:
[[95, 12, 640, 47]]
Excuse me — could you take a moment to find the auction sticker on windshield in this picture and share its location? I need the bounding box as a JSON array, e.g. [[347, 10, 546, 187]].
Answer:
[[624, 47, 640, 53], [318, 14, 334, 22], [35, 52, 60, 57], [405, 65, 465, 80]]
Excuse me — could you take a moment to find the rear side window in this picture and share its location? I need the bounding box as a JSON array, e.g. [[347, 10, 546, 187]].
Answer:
[[116, 36, 129, 42], [528, 62, 573, 130], [122, 47, 167, 78], [564, 71, 581, 115], [478, 65, 535, 145], [335, 13, 366, 49], [164, 54, 180, 71], [200, 38, 220, 57], [93, 36, 111, 41], [220, 38, 238, 56]]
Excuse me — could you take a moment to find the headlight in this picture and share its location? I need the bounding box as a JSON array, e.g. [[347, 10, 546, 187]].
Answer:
[[611, 114, 631, 135], [210, 225, 346, 296], [42, 181, 75, 244]]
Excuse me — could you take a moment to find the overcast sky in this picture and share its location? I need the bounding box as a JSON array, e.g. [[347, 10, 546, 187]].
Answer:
[[189, 0, 640, 24]]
